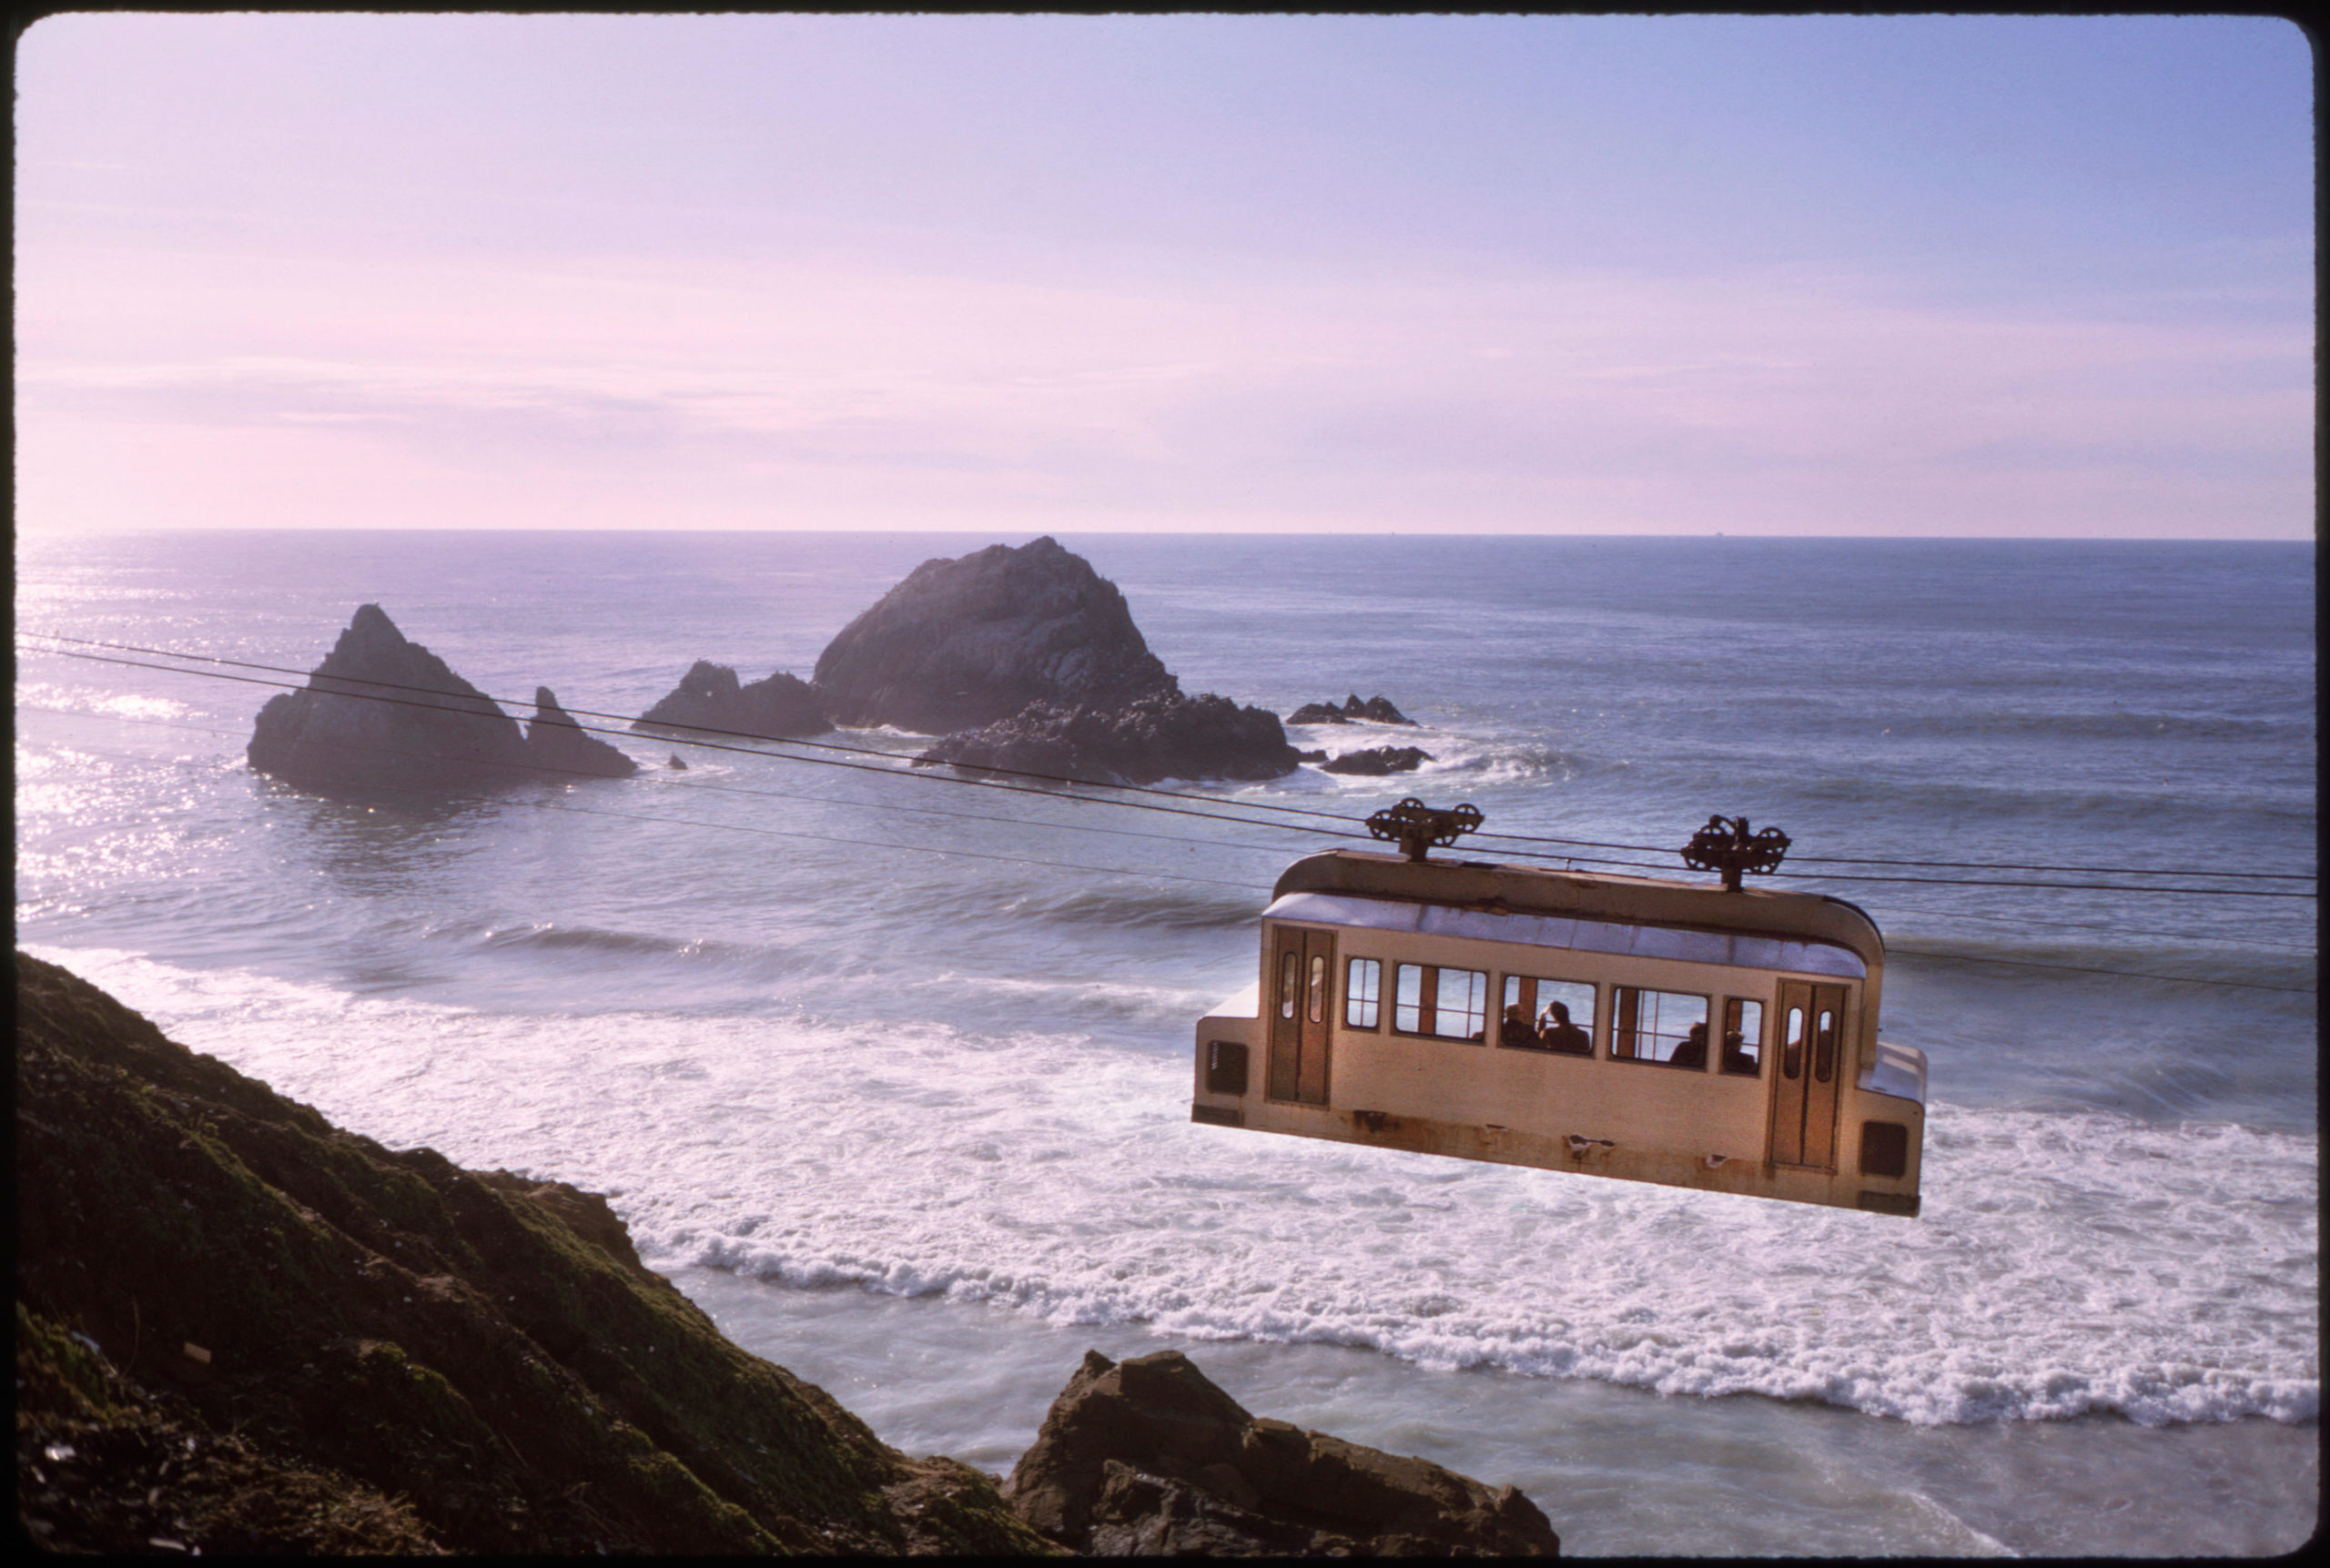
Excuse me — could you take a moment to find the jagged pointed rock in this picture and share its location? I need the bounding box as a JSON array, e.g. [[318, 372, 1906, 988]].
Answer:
[[525, 687, 638, 779], [812, 537, 1178, 733], [632, 661, 829, 742], [247, 604, 537, 798]]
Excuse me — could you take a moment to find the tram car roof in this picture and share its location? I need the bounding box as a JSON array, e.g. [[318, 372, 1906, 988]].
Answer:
[[1271, 848, 1885, 978]]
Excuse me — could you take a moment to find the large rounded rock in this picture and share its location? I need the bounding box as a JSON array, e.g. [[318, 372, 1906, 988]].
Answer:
[[1004, 1349, 1560, 1555], [917, 693, 1301, 787], [632, 661, 830, 742], [248, 604, 536, 798], [812, 537, 1177, 733]]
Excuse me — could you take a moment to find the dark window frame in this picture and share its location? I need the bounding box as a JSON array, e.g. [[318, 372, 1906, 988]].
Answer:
[[1392, 962, 1490, 1045], [1610, 985, 1714, 1070], [1344, 956, 1383, 1031]]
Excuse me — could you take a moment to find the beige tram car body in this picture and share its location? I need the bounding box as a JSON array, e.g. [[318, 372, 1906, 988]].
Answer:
[[1190, 849, 1927, 1216]]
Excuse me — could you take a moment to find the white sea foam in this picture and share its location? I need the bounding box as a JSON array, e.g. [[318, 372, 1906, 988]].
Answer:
[[37, 945, 2316, 1431]]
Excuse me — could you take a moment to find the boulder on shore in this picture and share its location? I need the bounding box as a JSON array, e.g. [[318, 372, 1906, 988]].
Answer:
[[1004, 1348, 1560, 1556], [1288, 693, 1414, 726], [248, 604, 537, 798], [632, 661, 830, 743], [526, 687, 639, 779], [15, 952, 1051, 1556], [917, 693, 1302, 787], [1320, 745, 1434, 776], [812, 537, 1177, 733]]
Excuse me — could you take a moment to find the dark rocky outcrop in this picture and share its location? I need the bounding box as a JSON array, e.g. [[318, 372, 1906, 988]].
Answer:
[[248, 604, 539, 798], [525, 687, 638, 779], [1005, 1349, 1558, 1556], [917, 693, 1302, 787], [812, 537, 1177, 734], [1320, 745, 1434, 776], [1289, 693, 1414, 726], [15, 953, 1053, 1556], [632, 661, 831, 743]]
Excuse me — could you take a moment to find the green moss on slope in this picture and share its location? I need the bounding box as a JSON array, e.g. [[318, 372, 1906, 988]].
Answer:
[[15, 952, 1056, 1555]]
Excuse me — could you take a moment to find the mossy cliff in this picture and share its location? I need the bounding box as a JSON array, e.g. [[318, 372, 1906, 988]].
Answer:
[[14, 952, 1055, 1554]]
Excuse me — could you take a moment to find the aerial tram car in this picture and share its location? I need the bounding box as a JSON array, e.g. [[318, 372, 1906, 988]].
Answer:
[[1190, 804, 1927, 1216]]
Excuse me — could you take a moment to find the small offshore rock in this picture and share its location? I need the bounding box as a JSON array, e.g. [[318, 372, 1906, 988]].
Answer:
[[1005, 1348, 1558, 1555], [813, 536, 1178, 733], [1320, 745, 1433, 775], [666, 753, 688, 770], [1289, 693, 1414, 726], [632, 661, 830, 742], [248, 604, 535, 798], [524, 688, 638, 779], [918, 693, 1301, 787]]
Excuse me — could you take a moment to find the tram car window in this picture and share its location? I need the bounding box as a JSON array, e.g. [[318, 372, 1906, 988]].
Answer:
[[1345, 957, 1383, 1029], [1611, 986, 1711, 1068], [1720, 997, 1764, 1075], [1499, 975, 1596, 1055], [1394, 964, 1488, 1042]]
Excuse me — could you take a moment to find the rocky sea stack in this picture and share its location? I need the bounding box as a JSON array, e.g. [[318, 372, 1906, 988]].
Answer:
[[816, 537, 1301, 784], [1005, 1349, 1559, 1555], [812, 536, 1177, 733], [248, 604, 537, 798], [528, 687, 639, 779], [632, 661, 830, 743], [248, 606, 639, 798]]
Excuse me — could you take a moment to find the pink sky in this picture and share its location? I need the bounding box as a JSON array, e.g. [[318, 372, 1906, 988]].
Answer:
[[14, 14, 2314, 538]]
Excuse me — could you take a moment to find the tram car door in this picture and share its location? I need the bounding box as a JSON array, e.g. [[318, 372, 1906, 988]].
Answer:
[[1268, 926, 1333, 1106]]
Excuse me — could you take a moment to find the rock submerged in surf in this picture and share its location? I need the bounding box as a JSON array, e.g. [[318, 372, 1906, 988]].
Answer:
[[1319, 744, 1433, 775], [1005, 1348, 1560, 1556], [631, 659, 830, 743], [1288, 693, 1415, 726], [811, 535, 1179, 733], [916, 692, 1302, 787], [248, 604, 540, 798]]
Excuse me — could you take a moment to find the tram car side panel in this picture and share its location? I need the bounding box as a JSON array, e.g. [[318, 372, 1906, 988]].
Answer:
[[1190, 849, 1926, 1217]]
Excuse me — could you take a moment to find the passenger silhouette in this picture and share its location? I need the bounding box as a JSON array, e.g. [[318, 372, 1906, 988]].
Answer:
[[1499, 1003, 1538, 1049], [1538, 1000, 1591, 1055], [1671, 1021, 1709, 1069]]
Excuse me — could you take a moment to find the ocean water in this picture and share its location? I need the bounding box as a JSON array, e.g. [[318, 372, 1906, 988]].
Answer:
[[13, 530, 2318, 1555]]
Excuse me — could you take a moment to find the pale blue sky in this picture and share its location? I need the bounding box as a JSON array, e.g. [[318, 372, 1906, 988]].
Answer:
[[14, 14, 2314, 536]]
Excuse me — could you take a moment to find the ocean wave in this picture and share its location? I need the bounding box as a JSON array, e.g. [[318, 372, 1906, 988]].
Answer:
[[1887, 936, 2318, 996], [673, 1098, 2317, 1430], [1005, 884, 1263, 931]]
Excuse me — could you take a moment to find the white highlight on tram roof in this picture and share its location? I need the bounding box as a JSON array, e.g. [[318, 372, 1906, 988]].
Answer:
[[1262, 892, 1869, 980]]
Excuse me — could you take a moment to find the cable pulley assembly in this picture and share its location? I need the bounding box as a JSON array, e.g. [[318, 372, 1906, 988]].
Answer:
[[1682, 814, 1792, 891], [1366, 798, 1484, 863]]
